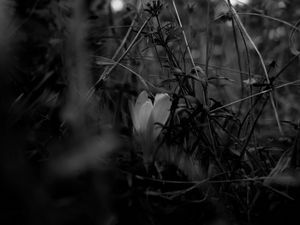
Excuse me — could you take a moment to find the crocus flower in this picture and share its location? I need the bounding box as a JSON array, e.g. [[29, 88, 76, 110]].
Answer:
[[131, 90, 172, 141]]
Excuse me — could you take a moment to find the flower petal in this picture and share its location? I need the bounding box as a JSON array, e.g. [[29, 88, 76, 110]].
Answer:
[[150, 93, 172, 139], [153, 93, 169, 107], [130, 102, 140, 131], [135, 90, 149, 113], [137, 100, 153, 134], [131, 90, 149, 132]]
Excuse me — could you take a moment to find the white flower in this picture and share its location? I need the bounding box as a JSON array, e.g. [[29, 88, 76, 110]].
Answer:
[[130, 90, 172, 140]]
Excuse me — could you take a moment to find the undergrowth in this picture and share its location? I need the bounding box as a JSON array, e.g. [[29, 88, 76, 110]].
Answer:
[[1, 0, 300, 225]]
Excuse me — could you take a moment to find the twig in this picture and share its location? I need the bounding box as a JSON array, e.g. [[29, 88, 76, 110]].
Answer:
[[210, 79, 300, 113], [171, 0, 198, 76], [87, 16, 152, 99], [238, 12, 300, 32], [101, 14, 138, 76], [226, 1, 283, 134], [96, 57, 171, 93], [172, 0, 225, 174], [146, 179, 209, 200]]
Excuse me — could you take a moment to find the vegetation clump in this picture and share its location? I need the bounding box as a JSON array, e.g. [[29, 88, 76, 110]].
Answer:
[[1, 0, 300, 225]]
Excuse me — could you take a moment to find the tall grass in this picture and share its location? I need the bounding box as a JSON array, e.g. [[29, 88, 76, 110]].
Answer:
[[1, 0, 300, 225]]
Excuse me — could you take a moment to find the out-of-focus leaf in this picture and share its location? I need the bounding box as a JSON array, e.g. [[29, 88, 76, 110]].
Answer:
[[214, 1, 231, 22], [51, 133, 119, 176], [289, 19, 300, 56], [243, 78, 258, 85], [266, 172, 300, 186], [264, 148, 292, 185], [96, 56, 115, 66]]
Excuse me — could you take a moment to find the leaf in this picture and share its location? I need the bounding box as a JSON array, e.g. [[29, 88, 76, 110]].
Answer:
[[51, 134, 119, 176], [95, 56, 115, 66], [243, 78, 258, 85], [264, 148, 292, 185], [289, 19, 300, 56], [214, 1, 231, 22], [266, 173, 300, 186]]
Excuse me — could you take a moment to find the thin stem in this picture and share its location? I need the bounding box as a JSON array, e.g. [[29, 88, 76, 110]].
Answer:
[[238, 12, 300, 32], [101, 15, 138, 78], [87, 16, 151, 99], [227, 2, 283, 134], [210, 79, 300, 113], [231, 17, 244, 116], [172, 0, 225, 174]]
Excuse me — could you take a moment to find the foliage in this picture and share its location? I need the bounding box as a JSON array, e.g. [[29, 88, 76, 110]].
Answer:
[[1, 0, 300, 225]]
